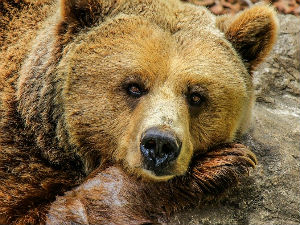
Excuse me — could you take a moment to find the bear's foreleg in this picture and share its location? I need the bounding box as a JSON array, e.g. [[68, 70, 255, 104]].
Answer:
[[46, 143, 256, 225], [46, 166, 156, 225]]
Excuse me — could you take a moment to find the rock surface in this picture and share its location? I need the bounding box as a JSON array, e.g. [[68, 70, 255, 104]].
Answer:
[[168, 14, 300, 225]]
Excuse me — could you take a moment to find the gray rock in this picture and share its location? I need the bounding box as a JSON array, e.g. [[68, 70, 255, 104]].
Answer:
[[168, 14, 300, 225]]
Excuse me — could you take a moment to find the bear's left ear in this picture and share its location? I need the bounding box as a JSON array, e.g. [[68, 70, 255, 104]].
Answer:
[[216, 4, 279, 71]]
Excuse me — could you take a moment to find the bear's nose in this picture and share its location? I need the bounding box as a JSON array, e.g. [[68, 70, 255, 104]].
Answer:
[[140, 127, 181, 173]]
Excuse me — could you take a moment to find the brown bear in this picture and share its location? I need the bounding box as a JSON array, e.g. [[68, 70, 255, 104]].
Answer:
[[0, 0, 278, 224]]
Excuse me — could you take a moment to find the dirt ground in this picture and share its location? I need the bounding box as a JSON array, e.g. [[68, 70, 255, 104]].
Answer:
[[184, 0, 300, 16]]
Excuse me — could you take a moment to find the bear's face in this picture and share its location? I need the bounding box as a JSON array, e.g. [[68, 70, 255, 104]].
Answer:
[[54, 0, 277, 180], [59, 16, 249, 180]]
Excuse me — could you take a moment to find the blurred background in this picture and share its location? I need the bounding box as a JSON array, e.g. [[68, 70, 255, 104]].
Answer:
[[184, 0, 300, 16]]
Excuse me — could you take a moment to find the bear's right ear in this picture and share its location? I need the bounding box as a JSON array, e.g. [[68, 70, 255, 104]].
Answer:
[[59, 0, 119, 29], [56, 0, 121, 45], [216, 4, 278, 71]]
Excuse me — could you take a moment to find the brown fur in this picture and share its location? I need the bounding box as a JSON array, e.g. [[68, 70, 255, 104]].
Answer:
[[0, 0, 277, 224]]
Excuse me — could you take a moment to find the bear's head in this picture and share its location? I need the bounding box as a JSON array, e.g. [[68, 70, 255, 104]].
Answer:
[[17, 0, 278, 181]]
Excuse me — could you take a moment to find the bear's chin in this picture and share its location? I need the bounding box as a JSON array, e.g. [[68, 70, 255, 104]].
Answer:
[[140, 168, 176, 181]]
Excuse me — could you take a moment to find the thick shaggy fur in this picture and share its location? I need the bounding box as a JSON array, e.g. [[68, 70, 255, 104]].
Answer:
[[0, 0, 277, 224]]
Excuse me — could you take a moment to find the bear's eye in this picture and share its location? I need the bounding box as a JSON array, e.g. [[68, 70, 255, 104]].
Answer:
[[126, 83, 144, 98], [188, 92, 205, 106]]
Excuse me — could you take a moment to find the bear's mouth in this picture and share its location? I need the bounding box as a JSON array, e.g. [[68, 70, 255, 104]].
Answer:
[[142, 159, 176, 177]]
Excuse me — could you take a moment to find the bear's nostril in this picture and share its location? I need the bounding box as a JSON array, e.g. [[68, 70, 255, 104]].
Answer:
[[144, 139, 156, 151], [140, 127, 182, 173], [162, 143, 173, 155]]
